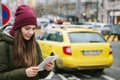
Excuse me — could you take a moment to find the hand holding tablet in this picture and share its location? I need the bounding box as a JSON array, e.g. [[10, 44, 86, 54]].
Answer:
[[38, 56, 59, 71]]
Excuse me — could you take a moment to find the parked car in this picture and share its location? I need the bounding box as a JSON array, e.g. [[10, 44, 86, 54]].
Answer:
[[112, 25, 120, 34], [83, 22, 113, 34], [37, 25, 113, 73], [112, 25, 120, 40], [37, 18, 51, 29], [101, 26, 113, 34]]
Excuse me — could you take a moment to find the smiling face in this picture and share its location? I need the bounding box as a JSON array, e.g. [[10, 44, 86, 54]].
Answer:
[[21, 25, 36, 40]]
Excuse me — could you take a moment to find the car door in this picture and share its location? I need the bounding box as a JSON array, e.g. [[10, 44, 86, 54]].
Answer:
[[40, 31, 59, 57]]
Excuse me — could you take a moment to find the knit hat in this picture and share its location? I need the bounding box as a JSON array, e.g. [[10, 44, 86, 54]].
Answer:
[[9, 5, 37, 36]]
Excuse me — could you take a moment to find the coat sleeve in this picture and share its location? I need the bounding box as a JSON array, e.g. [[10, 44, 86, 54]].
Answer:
[[36, 42, 51, 79], [0, 42, 28, 80]]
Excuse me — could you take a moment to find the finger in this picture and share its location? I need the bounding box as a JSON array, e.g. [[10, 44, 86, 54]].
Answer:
[[30, 71, 38, 77], [46, 61, 54, 66], [45, 64, 53, 69], [49, 60, 54, 64], [32, 67, 39, 70], [30, 68, 39, 75], [44, 65, 54, 71]]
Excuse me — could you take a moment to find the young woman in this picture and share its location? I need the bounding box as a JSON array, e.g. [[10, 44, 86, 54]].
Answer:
[[0, 5, 54, 80]]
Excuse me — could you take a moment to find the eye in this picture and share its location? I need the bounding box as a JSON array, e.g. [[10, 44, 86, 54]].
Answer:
[[23, 25, 36, 30], [33, 28, 36, 30], [25, 27, 30, 30]]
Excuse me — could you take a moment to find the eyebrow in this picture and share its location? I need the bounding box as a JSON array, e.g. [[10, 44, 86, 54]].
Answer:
[[25, 25, 36, 28]]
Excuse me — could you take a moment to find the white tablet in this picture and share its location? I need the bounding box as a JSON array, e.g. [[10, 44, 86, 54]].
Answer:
[[38, 56, 59, 71]]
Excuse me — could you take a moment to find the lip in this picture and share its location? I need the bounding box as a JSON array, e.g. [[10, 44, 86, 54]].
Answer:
[[27, 36, 31, 38], [25, 35, 31, 39]]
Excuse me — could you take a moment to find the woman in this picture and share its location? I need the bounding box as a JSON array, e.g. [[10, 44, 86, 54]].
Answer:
[[0, 5, 54, 80]]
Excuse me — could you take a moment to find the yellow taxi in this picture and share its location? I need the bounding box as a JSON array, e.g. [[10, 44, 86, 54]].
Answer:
[[37, 25, 113, 73]]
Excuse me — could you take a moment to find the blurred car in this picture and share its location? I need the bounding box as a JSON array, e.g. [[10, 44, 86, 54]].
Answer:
[[112, 25, 120, 34], [83, 22, 113, 34], [112, 25, 120, 40], [72, 22, 84, 25], [101, 26, 113, 34], [44, 24, 89, 33], [37, 18, 51, 29], [37, 25, 113, 73], [73, 22, 93, 29]]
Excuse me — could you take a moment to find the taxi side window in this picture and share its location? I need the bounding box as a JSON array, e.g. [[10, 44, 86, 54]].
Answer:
[[46, 31, 57, 41], [47, 34, 53, 40], [46, 31, 63, 42], [55, 32, 63, 42]]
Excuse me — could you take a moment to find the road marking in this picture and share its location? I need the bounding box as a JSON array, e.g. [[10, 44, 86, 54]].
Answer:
[[45, 71, 54, 79], [102, 75, 115, 80], [78, 73, 91, 78], [68, 75, 81, 80], [57, 74, 68, 80]]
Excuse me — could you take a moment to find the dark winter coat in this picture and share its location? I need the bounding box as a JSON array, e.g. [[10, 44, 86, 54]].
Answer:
[[0, 27, 50, 80]]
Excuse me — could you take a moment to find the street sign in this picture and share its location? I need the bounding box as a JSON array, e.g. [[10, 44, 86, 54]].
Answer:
[[2, 4, 10, 26], [0, 2, 2, 27]]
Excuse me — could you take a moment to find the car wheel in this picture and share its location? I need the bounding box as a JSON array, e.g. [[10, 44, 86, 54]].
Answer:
[[53, 61, 61, 73]]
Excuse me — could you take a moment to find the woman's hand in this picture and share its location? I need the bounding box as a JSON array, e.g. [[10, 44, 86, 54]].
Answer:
[[43, 60, 54, 71], [26, 66, 39, 77]]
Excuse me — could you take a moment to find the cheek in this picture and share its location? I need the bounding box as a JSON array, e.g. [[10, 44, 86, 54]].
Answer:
[[21, 30, 27, 37]]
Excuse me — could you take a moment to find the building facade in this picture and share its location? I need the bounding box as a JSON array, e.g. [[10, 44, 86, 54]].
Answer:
[[58, 0, 120, 24], [107, 0, 120, 24]]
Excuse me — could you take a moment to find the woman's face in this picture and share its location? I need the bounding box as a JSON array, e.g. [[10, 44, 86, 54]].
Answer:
[[21, 25, 36, 40]]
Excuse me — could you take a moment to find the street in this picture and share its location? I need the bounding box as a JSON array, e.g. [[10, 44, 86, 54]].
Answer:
[[41, 41, 120, 80]]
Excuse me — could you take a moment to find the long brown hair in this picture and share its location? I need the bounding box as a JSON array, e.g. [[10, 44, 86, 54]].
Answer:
[[12, 29, 36, 68]]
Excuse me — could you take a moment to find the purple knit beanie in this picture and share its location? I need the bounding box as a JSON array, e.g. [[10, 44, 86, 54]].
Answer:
[[9, 5, 37, 36]]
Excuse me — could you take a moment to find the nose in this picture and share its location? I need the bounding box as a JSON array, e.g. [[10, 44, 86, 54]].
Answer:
[[29, 30, 35, 35]]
